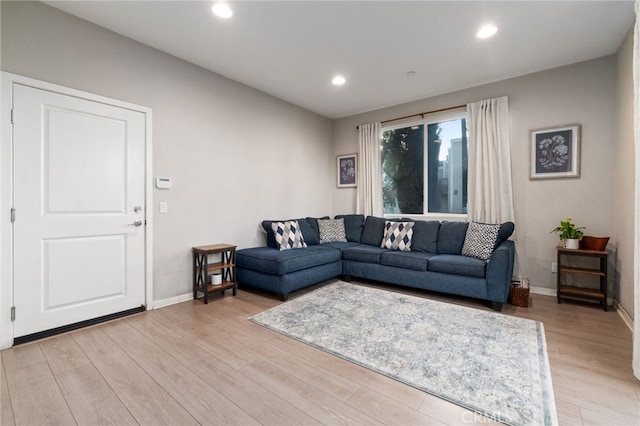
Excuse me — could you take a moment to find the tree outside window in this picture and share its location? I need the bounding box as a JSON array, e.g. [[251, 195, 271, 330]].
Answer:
[[381, 115, 467, 215]]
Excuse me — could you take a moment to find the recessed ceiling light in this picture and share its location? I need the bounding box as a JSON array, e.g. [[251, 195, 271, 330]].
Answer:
[[476, 24, 498, 39], [407, 71, 416, 77], [212, 3, 233, 19], [332, 75, 346, 86]]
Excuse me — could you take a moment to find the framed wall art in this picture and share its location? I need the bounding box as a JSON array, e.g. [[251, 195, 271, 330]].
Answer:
[[337, 154, 357, 188], [530, 124, 581, 179]]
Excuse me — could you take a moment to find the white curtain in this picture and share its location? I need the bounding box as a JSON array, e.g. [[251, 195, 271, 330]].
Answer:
[[357, 122, 383, 217], [632, 0, 640, 380], [467, 96, 515, 224]]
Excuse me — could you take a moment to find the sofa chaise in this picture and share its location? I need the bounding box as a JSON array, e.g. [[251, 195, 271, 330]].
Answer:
[[236, 214, 515, 311]]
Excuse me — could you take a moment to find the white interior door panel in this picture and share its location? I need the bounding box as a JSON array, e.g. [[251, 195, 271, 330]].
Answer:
[[12, 84, 146, 338]]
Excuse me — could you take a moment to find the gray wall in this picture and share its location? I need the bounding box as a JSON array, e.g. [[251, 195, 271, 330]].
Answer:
[[1, 1, 334, 301], [614, 26, 635, 318], [333, 56, 621, 300], [2, 2, 635, 317]]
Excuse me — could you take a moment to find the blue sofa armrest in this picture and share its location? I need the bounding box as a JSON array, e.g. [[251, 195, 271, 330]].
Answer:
[[485, 240, 515, 303]]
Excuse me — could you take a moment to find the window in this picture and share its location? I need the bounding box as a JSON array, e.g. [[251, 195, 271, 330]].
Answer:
[[381, 111, 468, 215]]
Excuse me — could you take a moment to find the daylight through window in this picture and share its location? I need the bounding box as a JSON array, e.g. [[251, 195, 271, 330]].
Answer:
[[381, 112, 468, 215]]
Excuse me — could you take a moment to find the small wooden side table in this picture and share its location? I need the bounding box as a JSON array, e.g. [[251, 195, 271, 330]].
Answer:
[[556, 247, 608, 311], [192, 244, 237, 304]]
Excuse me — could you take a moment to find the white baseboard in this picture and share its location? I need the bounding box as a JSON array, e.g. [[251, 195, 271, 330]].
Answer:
[[530, 286, 556, 296], [530, 287, 633, 332], [152, 292, 192, 309], [615, 302, 634, 332], [153, 286, 635, 333]]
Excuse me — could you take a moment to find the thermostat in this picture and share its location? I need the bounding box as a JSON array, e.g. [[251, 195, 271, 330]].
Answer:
[[155, 177, 172, 189]]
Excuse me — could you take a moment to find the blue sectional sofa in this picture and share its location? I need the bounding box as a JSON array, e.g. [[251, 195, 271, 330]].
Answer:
[[236, 215, 515, 311]]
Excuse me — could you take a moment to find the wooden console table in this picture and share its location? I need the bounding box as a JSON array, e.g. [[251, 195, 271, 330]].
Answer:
[[192, 244, 237, 304], [556, 247, 608, 311]]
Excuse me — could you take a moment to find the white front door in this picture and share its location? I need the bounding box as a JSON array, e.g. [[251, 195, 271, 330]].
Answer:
[[12, 84, 146, 338]]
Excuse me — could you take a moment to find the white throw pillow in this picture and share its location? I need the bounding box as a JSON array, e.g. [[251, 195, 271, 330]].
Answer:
[[318, 218, 347, 243], [461, 222, 500, 261], [380, 221, 414, 251], [271, 220, 307, 250]]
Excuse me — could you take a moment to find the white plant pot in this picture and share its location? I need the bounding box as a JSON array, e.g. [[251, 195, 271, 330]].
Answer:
[[564, 238, 580, 249], [210, 272, 222, 285]]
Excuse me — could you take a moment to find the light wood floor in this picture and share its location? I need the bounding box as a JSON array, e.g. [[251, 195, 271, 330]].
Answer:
[[1, 279, 638, 425]]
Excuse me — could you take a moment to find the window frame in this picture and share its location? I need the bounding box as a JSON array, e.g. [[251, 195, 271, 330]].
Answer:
[[381, 107, 468, 221]]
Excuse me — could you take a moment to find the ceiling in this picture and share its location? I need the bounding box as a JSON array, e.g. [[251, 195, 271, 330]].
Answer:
[[44, 1, 635, 119]]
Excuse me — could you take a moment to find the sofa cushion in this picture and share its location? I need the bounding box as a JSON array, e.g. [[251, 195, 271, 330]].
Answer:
[[341, 245, 386, 264], [236, 246, 341, 275], [461, 222, 500, 261], [497, 222, 515, 247], [380, 221, 414, 251], [271, 220, 307, 251], [427, 254, 486, 278], [334, 214, 365, 242], [380, 251, 435, 271], [320, 241, 361, 251], [318, 218, 347, 243], [437, 221, 469, 254], [360, 216, 387, 246], [410, 220, 440, 253], [304, 216, 330, 245]]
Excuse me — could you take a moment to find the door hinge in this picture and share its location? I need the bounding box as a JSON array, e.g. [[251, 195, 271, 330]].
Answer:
[[10, 208, 15, 223], [10, 307, 15, 322], [10, 109, 14, 124]]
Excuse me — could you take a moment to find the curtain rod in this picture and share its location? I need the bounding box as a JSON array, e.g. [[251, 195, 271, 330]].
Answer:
[[357, 104, 467, 129]]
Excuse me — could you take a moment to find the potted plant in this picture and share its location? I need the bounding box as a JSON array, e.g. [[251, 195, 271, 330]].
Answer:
[[551, 217, 585, 249]]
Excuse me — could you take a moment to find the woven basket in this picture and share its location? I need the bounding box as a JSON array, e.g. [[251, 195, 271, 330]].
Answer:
[[510, 279, 530, 307]]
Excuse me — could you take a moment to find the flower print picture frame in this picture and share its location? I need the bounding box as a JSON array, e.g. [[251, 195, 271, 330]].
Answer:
[[337, 154, 357, 188], [530, 124, 580, 179]]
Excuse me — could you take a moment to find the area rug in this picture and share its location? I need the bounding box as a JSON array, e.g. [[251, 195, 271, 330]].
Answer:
[[249, 281, 557, 426]]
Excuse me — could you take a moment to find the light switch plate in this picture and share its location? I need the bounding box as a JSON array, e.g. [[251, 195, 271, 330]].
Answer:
[[159, 201, 168, 214]]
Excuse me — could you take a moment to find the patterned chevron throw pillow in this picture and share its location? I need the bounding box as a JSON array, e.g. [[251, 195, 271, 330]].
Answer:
[[271, 220, 307, 250], [380, 221, 414, 251], [318, 218, 347, 243], [461, 221, 500, 261]]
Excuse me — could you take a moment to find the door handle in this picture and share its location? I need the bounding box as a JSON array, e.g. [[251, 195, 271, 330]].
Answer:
[[128, 220, 143, 227]]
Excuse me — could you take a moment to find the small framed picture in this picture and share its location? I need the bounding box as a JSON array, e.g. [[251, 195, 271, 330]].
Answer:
[[337, 154, 357, 188], [530, 124, 581, 179]]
